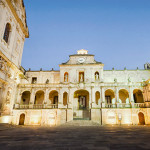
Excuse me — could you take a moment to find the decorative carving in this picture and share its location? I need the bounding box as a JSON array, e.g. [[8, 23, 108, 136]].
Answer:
[[114, 78, 117, 83], [46, 79, 49, 84], [95, 72, 99, 81], [80, 73, 83, 82], [6, 87, 12, 104], [64, 74, 68, 82], [0, 56, 8, 74], [128, 77, 131, 83]]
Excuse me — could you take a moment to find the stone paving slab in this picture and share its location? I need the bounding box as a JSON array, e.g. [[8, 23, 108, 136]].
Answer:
[[0, 123, 150, 150]]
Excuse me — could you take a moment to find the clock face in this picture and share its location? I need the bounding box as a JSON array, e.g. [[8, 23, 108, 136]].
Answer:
[[78, 58, 85, 63]]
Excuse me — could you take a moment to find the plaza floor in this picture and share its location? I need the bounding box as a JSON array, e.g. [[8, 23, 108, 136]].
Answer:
[[0, 121, 150, 150]]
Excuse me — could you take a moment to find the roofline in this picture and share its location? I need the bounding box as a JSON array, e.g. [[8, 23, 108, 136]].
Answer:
[[69, 54, 94, 57]]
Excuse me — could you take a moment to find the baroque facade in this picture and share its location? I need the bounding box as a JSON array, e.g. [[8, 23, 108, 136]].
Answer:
[[0, 0, 150, 126]]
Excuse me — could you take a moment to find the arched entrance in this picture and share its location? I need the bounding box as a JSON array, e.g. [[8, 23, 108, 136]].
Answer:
[[34, 90, 44, 104], [49, 90, 58, 108], [119, 89, 129, 103], [19, 113, 25, 125], [133, 89, 144, 103], [21, 91, 30, 105], [105, 89, 115, 107], [138, 112, 145, 125], [73, 90, 90, 120]]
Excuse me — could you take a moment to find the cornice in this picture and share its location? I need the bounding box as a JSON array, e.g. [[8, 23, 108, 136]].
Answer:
[[5, 0, 29, 38]]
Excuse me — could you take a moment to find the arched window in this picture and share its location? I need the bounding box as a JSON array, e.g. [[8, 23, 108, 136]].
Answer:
[[3, 23, 11, 43], [64, 72, 68, 82], [95, 72, 99, 80]]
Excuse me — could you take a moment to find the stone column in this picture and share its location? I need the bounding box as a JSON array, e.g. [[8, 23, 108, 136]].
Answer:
[[68, 89, 73, 109], [88, 89, 92, 109], [115, 87, 119, 103], [101, 87, 105, 107], [29, 89, 35, 108], [44, 89, 49, 108], [58, 89, 63, 108], [91, 86, 95, 108], [129, 87, 134, 103], [44, 89, 49, 104]]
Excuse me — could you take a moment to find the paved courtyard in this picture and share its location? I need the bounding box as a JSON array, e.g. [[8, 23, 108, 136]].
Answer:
[[0, 121, 150, 150]]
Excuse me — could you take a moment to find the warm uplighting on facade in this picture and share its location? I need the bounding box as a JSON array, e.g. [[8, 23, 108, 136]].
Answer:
[[30, 116, 41, 125], [1, 116, 11, 123]]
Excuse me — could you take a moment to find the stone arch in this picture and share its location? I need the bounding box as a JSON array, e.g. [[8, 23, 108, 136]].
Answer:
[[3, 23, 11, 43], [34, 90, 44, 104], [64, 72, 69, 82], [49, 90, 58, 104], [74, 89, 89, 109], [105, 89, 115, 104], [19, 113, 25, 125], [119, 89, 129, 103], [21, 91, 30, 105], [138, 112, 145, 125], [133, 89, 144, 103], [63, 92, 68, 106], [95, 91, 100, 105]]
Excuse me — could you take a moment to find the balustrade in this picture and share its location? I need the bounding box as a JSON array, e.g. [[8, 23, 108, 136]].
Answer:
[[104, 103, 146, 108], [14, 104, 58, 109]]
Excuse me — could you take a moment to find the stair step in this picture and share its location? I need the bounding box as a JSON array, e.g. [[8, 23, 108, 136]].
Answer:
[[63, 120, 100, 126]]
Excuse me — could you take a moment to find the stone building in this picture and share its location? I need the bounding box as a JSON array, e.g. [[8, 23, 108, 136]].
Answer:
[[0, 0, 150, 126]]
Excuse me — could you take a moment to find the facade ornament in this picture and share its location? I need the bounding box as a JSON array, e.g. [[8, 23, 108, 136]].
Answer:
[[46, 79, 49, 84], [95, 73, 99, 80], [6, 88, 12, 104], [64, 74, 68, 82], [0, 56, 8, 74], [128, 77, 131, 83], [126, 98, 130, 104], [80, 74, 83, 82], [114, 78, 117, 83]]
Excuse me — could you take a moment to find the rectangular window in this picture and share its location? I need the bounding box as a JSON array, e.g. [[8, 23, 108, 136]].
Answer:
[[32, 77, 37, 84]]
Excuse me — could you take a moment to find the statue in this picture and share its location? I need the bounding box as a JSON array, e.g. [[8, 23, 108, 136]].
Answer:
[[128, 77, 131, 83], [64, 74, 68, 82], [114, 78, 117, 83], [95, 73, 99, 80], [126, 98, 129, 104], [80, 74, 83, 82], [125, 98, 130, 108], [46, 79, 49, 84]]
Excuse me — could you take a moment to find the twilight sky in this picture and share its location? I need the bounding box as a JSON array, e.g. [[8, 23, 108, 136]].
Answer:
[[22, 0, 150, 71]]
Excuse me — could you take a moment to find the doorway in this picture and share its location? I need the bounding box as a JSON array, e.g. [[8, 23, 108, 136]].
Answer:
[[78, 96, 86, 109], [138, 112, 145, 125], [19, 113, 25, 125]]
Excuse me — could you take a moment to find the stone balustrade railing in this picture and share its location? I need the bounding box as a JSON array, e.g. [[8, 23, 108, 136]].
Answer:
[[14, 103, 148, 109], [105, 103, 147, 108], [14, 104, 58, 109]]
